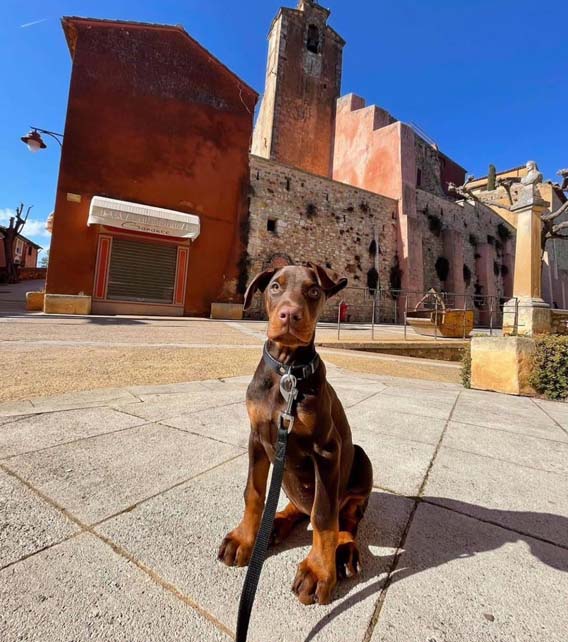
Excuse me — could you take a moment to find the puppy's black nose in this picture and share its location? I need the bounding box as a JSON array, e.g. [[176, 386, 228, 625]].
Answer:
[[279, 306, 303, 323]]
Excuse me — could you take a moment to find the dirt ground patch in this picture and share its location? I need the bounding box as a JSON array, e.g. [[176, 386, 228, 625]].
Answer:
[[2, 346, 261, 402], [2, 343, 460, 402], [322, 351, 460, 384]]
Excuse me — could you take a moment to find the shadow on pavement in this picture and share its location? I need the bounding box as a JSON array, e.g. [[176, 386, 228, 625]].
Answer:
[[270, 491, 568, 642]]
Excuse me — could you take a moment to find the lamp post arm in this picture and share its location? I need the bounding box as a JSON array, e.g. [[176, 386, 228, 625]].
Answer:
[[31, 127, 64, 147]]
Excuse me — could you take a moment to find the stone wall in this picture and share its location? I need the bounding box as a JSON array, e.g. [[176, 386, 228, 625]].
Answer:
[[414, 136, 445, 197], [551, 310, 568, 335], [246, 155, 398, 321], [416, 189, 515, 322]]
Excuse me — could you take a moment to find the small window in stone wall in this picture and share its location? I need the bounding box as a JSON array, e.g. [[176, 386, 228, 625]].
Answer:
[[417, 168, 422, 187], [307, 25, 320, 54], [267, 219, 277, 233]]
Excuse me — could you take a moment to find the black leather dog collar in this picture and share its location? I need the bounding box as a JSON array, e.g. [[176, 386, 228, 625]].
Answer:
[[262, 342, 321, 380]]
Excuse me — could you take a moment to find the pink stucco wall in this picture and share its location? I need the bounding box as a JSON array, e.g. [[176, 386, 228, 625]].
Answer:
[[332, 93, 423, 293]]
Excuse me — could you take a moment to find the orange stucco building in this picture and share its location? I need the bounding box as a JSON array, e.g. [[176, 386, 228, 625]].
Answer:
[[47, 17, 257, 316]]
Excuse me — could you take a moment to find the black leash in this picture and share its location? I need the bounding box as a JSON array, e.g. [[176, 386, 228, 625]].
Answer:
[[235, 358, 304, 642]]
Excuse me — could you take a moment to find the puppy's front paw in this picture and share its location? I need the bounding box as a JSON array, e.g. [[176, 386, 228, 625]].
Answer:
[[292, 557, 336, 605], [217, 529, 254, 567]]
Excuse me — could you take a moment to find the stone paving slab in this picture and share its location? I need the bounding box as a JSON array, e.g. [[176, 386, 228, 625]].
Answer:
[[0, 533, 230, 642], [348, 372, 462, 392], [354, 428, 437, 495], [355, 389, 456, 422], [370, 502, 568, 642], [4, 423, 242, 524], [162, 402, 250, 449], [0, 468, 78, 569], [98, 457, 414, 642], [424, 446, 568, 548], [378, 383, 461, 404], [0, 399, 35, 417], [113, 388, 244, 422], [29, 387, 139, 413], [443, 421, 568, 475], [349, 399, 447, 445], [328, 382, 387, 409], [534, 397, 568, 430], [452, 388, 565, 439], [0, 406, 147, 459]]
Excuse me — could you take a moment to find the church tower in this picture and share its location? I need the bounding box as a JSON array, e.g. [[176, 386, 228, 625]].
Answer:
[[251, 0, 345, 178]]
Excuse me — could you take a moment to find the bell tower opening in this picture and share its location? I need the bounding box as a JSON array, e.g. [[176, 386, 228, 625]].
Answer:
[[307, 24, 320, 54]]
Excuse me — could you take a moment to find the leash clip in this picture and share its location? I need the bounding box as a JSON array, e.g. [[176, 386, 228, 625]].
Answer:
[[280, 373, 298, 406], [279, 372, 298, 433]]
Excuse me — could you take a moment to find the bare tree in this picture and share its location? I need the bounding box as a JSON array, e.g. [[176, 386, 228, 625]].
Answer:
[[2, 203, 32, 283], [448, 166, 568, 265], [39, 249, 50, 268], [541, 200, 568, 256]]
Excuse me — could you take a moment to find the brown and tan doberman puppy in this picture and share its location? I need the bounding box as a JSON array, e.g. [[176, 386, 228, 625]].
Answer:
[[218, 263, 373, 605]]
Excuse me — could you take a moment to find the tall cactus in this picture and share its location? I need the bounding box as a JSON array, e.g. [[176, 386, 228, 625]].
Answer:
[[487, 164, 497, 191]]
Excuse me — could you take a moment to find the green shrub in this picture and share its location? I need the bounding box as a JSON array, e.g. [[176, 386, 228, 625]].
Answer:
[[529, 336, 568, 400], [461, 345, 471, 389]]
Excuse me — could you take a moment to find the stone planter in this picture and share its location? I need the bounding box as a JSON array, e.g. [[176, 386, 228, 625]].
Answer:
[[210, 303, 244, 320], [25, 291, 45, 311], [471, 336, 536, 396], [44, 294, 92, 315]]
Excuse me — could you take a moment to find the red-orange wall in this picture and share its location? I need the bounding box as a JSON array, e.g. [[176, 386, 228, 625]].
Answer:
[[47, 19, 257, 315]]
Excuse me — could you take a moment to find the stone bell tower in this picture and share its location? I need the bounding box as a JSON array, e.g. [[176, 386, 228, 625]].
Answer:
[[251, 0, 345, 178]]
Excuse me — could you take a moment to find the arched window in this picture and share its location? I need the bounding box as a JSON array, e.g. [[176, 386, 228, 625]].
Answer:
[[307, 25, 320, 54]]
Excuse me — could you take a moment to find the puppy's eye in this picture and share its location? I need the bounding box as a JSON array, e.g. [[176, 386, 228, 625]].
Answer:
[[308, 287, 321, 299], [270, 282, 281, 292]]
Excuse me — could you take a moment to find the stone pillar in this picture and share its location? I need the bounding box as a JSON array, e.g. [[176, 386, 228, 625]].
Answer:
[[503, 189, 551, 335]]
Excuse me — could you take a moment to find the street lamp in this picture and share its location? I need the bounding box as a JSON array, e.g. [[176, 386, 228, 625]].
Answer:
[[20, 127, 63, 152]]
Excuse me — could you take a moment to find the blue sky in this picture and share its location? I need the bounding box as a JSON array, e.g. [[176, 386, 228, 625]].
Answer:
[[1, 0, 566, 257]]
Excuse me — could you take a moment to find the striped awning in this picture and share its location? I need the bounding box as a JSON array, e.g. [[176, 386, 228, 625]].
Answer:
[[88, 196, 200, 239]]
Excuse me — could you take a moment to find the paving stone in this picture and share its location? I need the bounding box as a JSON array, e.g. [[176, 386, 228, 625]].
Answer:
[[29, 387, 139, 412], [198, 377, 251, 392], [329, 381, 387, 408], [5, 424, 242, 524], [453, 388, 565, 440], [0, 399, 34, 417], [443, 421, 568, 474], [371, 502, 568, 642], [0, 533, 228, 641], [348, 398, 446, 445], [99, 457, 414, 642], [424, 446, 568, 547], [0, 469, 78, 569], [353, 372, 462, 392], [113, 388, 244, 421], [533, 398, 568, 430], [162, 403, 250, 449], [353, 390, 455, 422], [353, 428, 436, 495], [379, 383, 460, 405], [126, 380, 216, 397], [0, 407, 147, 459]]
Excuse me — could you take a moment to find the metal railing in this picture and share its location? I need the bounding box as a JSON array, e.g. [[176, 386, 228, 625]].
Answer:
[[333, 289, 521, 341]]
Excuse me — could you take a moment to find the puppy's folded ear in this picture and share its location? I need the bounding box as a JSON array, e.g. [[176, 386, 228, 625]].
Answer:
[[243, 268, 277, 310], [308, 263, 348, 298]]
